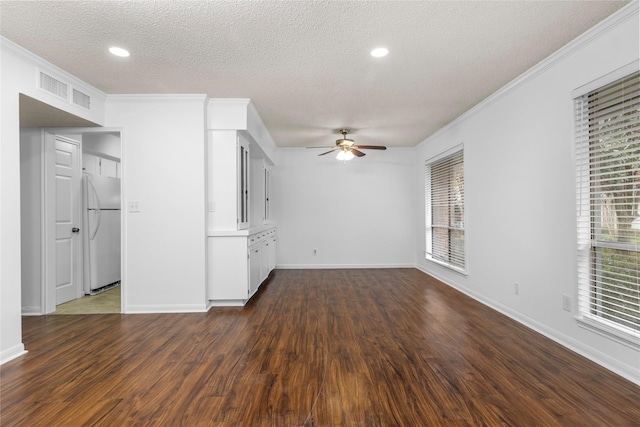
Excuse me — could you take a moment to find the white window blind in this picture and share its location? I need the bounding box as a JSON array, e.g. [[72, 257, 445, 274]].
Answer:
[[575, 70, 640, 338], [425, 149, 465, 272]]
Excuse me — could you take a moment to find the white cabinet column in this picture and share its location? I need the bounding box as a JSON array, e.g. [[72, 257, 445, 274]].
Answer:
[[208, 130, 239, 231], [206, 98, 278, 307]]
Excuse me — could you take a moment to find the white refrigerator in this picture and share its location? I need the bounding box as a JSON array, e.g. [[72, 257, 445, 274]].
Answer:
[[83, 173, 121, 295]]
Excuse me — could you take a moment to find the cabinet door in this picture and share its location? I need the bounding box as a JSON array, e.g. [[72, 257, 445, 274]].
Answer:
[[237, 136, 250, 230], [260, 240, 269, 281], [249, 245, 261, 296], [268, 236, 277, 272], [208, 237, 249, 300], [263, 166, 270, 224], [100, 158, 118, 178], [82, 153, 99, 174]]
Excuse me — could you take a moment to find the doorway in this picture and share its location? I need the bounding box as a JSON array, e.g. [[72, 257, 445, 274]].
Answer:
[[19, 94, 124, 315]]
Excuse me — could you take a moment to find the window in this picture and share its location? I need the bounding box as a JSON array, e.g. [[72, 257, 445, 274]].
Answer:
[[575, 70, 639, 342], [425, 147, 465, 273]]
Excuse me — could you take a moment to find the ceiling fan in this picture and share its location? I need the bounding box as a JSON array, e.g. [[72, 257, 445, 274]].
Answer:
[[307, 129, 387, 161]]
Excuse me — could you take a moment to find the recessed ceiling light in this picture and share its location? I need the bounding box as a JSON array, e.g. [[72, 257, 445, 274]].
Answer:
[[370, 47, 388, 58], [109, 47, 130, 57]]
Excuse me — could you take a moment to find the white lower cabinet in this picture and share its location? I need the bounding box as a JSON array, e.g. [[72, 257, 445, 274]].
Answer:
[[260, 241, 269, 283], [208, 226, 276, 306], [268, 235, 277, 272], [249, 243, 262, 297]]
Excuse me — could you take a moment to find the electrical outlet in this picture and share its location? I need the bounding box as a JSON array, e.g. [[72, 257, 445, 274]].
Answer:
[[514, 282, 520, 295], [313, 249, 317, 256], [128, 200, 141, 213], [562, 295, 572, 312]]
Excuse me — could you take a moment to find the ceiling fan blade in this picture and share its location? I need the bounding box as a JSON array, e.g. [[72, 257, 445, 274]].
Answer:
[[351, 148, 366, 157], [354, 145, 387, 150], [318, 148, 338, 156]]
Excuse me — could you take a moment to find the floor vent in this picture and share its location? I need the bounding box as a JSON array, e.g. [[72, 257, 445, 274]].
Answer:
[[73, 88, 91, 109], [39, 71, 68, 100]]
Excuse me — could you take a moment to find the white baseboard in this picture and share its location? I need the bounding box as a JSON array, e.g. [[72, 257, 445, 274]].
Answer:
[[1, 343, 27, 365], [21, 306, 42, 316], [208, 300, 246, 308], [276, 263, 415, 269], [123, 303, 208, 314], [415, 265, 640, 387]]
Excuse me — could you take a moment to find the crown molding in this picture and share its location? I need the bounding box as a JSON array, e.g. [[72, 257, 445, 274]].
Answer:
[[416, 1, 639, 150], [107, 94, 208, 102], [208, 98, 251, 106]]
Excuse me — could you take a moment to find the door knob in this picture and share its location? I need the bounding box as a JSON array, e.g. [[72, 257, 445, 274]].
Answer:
[[72, 228, 80, 233]]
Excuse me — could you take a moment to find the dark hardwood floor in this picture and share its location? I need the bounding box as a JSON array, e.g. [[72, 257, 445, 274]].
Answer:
[[1, 269, 639, 426]]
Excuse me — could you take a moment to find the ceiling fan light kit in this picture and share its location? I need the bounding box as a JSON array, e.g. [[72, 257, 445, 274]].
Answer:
[[307, 128, 387, 161], [337, 149, 354, 161]]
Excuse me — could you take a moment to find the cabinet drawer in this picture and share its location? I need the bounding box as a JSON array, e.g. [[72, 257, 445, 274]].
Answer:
[[248, 233, 260, 246], [248, 229, 277, 246]]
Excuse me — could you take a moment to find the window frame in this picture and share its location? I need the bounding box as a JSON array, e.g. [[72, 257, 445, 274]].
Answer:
[[425, 145, 466, 275], [574, 63, 640, 349]]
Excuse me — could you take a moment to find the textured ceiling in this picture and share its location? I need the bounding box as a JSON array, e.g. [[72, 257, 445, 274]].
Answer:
[[0, 1, 629, 147]]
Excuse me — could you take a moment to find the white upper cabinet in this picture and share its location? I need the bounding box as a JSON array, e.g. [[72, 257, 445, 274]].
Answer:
[[249, 157, 271, 226], [208, 130, 245, 231], [263, 164, 271, 224], [237, 135, 250, 230], [82, 153, 119, 178], [100, 158, 118, 178], [82, 153, 100, 174]]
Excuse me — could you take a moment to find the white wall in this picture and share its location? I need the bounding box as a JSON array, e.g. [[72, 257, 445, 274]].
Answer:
[[415, 5, 639, 384], [19, 129, 44, 314], [1, 38, 106, 363], [273, 148, 417, 268], [105, 95, 208, 313]]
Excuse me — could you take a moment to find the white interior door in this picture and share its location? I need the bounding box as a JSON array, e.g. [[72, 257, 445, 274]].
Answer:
[[53, 137, 81, 305]]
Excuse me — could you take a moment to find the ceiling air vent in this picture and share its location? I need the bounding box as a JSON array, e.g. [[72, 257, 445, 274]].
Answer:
[[72, 88, 91, 110], [39, 71, 68, 100]]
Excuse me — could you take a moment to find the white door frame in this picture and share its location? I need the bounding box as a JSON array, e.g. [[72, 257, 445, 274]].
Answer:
[[42, 127, 125, 314]]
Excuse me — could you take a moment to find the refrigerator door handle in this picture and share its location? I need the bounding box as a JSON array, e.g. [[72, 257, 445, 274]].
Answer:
[[88, 177, 102, 241]]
